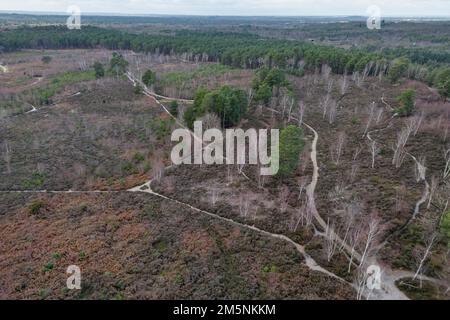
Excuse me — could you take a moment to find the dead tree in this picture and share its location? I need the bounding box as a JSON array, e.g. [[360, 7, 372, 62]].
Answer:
[[239, 195, 250, 218], [326, 78, 334, 95], [328, 181, 348, 203], [444, 148, 450, 180], [321, 64, 332, 81], [395, 184, 408, 214], [330, 131, 347, 165], [413, 233, 438, 283], [435, 182, 450, 217], [410, 112, 424, 136], [341, 200, 361, 252], [392, 124, 413, 168], [199, 112, 221, 130], [375, 108, 384, 125], [348, 225, 362, 273], [355, 267, 367, 300], [320, 94, 331, 119], [350, 162, 359, 183], [328, 100, 338, 124], [353, 146, 362, 162], [279, 186, 290, 213], [151, 156, 165, 182], [363, 102, 376, 137], [427, 176, 438, 210], [227, 165, 234, 184], [340, 74, 349, 96], [297, 100, 306, 125], [415, 156, 427, 182], [353, 71, 362, 87], [290, 203, 309, 231], [369, 140, 380, 169], [359, 213, 381, 267], [280, 88, 294, 120], [210, 189, 219, 206], [2, 141, 11, 174], [325, 219, 339, 262], [298, 176, 308, 200]]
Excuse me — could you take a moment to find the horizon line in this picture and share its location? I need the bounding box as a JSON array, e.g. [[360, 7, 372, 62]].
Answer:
[[1, 10, 450, 19]]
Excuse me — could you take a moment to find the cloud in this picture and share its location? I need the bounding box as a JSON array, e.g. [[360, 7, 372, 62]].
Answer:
[[1, 0, 449, 16]]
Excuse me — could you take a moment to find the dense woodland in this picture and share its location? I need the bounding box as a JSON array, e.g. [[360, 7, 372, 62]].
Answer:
[[0, 25, 449, 97]]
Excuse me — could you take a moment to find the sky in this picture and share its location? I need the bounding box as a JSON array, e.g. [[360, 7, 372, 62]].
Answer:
[[0, 0, 449, 17]]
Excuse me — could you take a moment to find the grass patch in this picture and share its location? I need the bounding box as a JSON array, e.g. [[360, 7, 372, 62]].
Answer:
[[160, 64, 238, 88], [32, 70, 96, 105], [28, 200, 46, 215]]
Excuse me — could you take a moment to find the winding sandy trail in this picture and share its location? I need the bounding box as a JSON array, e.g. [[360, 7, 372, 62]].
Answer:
[[128, 181, 353, 285], [126, 72, 193, 103]]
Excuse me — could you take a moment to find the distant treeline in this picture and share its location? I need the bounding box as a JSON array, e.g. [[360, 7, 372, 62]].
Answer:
[[0, 25, 448, 90]]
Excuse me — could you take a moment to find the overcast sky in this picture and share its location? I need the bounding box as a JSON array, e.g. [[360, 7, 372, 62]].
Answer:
[[1, 0, 449, 17]]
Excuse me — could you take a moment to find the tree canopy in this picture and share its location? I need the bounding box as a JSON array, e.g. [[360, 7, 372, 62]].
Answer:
[[184, 86, 247, 129], [142, 69, 156, 87], [396, 89, 416, 116], [278, 125, 305, 177], [1, 25, 448, 97]]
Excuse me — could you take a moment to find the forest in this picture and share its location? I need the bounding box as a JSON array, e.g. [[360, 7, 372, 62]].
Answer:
[[0, 25, 448, 98]]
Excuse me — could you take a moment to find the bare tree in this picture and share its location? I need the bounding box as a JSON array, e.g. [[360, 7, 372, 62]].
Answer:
[[349, 162, 359, 183], [330, 131, 347, 165], [328, 100, 338, 124], [353, 146, 362, 161], [444, 148, 450, 180], [410, 112, 424, 136], [290, 203, 309, 231], [355, 264, 368, 300], [415, 156, 427, 182], [325, 219, 339, 262], [210, 189, 219, 206], [375, 107, 384, 125], [353, 71, 362, 88], [328, 181, 349, 203], [341, 200, 361, 252], [225, 164, 235, 185], [392, 124, 413, 168], [435, 182, 450, 216], [363, 102, 376, 137], [279, 186, 290, 213], [320, 94, 331, 119], [297, 100, 306, 125], [239, 194, 250, 218], [326, 78, 334, 95], [348, 225, 362, 273], [199, 112, 221, 130], [413, 233, 438, 282], [151, 153, 165, 183], [369, 140, 380, 169], [298, 176, 308, 200], [255, 162, 268, 189], [340, 74, 349, 96], [359, 213, 381, 267], [321, 64, 332, 81], [280, 88, 294, 120], [395, 184, 408, 214], [2, 141, 11, 174], [427, 176, 439, 209]]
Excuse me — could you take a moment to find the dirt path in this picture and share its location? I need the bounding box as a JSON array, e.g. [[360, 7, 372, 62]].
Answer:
[[126, 72, 193, 103], [128, 181, 353, 286]]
